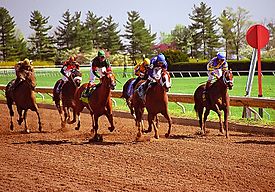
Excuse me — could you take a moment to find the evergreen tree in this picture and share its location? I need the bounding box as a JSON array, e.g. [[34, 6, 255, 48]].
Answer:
[[101, 15, 123, 54], [124, 11, 156, 64], [29, 10, 55, 61], [189, 2, 219, 59], [84, 11, 103, 49], [55, 10, 75, 51], [0, 7, 17, 61]]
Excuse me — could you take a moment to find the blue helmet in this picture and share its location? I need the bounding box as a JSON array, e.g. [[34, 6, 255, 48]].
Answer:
[[157, 53, 166, 62], [217, 52, 225, 60]]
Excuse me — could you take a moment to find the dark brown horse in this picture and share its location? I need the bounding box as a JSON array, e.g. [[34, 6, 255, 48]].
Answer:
[[132, 69, 172, 139], [121, 77, 136, 118], [5, 70, 42, 133], [69, 71, 116, 142], [194, 70, 233, 138], [53, 69, 82, 127]]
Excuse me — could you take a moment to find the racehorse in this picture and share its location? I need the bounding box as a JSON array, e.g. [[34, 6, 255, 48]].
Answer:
[[69, 71, 116, 142], [53, 69, 82, 127], [194, 70, 233, 138], [132, 68, 172, 139], [5, 70, 42, 133], [121, 77, 136, 118]]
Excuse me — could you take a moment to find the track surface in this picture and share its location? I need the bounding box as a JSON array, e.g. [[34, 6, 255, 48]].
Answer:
[[0, 104, 274, 192]]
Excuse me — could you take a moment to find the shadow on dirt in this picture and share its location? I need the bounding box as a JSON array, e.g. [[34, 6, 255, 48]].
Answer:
[[235, 140, 275, 145], [12, 139, 124, 146]]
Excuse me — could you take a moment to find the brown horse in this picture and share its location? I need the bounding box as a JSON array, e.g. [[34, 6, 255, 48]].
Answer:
[[53, 69, 82, 127], [194, 70, 233, 138], [5, 70, 42, 133], [132, 69, 172, 139], [69, 71, 116, 142]]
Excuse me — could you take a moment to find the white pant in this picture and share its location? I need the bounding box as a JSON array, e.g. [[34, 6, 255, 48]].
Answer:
[[90, 67, 106, 83], [208, 69, 222, 81], [62, 70, 71, 81]]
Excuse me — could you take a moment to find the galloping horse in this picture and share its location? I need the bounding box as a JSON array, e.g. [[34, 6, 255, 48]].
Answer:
[[53, 69, 82, 127], [70, 71, 116, 141], [121, 77, 136, 118], [194, 70, 233, 138], [5, 70, 42, 133], [132, 68, 172, 139]]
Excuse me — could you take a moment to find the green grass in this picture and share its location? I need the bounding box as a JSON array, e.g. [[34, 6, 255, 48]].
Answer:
[[0, 67, 274, 126]]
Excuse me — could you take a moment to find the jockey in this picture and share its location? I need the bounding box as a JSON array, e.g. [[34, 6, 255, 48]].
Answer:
[[206, 52, 228, 91], [128, 57, 150, 96], [81, 50, 112, 98], [139, 53, 168, 98], [56, 56, 80, 93], [13, 58, 34, 87]]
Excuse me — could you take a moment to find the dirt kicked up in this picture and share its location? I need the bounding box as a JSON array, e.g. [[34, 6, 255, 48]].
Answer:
[[0, 104, 274, 192]]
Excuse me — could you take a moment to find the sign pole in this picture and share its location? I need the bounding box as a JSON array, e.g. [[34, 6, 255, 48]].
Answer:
[[257, 47, 263, 117]]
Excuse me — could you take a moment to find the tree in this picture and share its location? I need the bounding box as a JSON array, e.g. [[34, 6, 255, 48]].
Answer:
[[189, 2, 219, 59], [171, 24, 191, 54], [219, 9, 235, 59], [101, 15, 123, 54], [29, 10, 55, 61], [55, 10, 75, 51], [230, 7, 251, 60], [0, 7, 17, 61], [124, 11, 156, 64], [84, 11, 103, 49]]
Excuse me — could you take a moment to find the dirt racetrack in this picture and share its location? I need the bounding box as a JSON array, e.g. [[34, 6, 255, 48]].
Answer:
[[0, 103, 274, 192]]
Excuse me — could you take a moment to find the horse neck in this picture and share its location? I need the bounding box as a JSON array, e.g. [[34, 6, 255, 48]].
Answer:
[[97, 78, 111, 103], [212, 78, 228, 95]]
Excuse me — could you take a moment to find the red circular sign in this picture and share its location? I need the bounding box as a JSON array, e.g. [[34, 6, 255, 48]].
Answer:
[[246, 24, 269, 49]]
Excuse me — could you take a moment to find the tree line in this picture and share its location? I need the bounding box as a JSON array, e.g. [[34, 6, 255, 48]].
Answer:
[[0, 2, 274, 65]]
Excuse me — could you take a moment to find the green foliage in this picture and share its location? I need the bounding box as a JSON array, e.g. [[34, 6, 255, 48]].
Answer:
[[189, 2, 219, 59], [29, 10, 56, 61], [163, 49, 189, 65], [124, 11, 156, 64], [101, 15, 123, 54]]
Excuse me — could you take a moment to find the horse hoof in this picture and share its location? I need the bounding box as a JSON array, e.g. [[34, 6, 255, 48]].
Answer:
[[165, 133, 170, 138], [61, 121, 66, 128], [39, 126, 42, 132], [26, 129, 30, 134], [10, 125, 14, 131], [17, 119, 23, 125], [108, 126, 115, 132], [75, 127, 80, 131], [137, 132, 142, 138], [154, 135, 159, 139], [89, 134, 103, 142], [144, 129, 152, 133]]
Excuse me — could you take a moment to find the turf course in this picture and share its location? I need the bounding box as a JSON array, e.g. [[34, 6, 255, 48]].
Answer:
[[0, 67, 274, 125]]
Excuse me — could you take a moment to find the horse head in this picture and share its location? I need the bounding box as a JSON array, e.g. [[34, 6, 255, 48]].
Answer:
[[222, 70, 234, 90], [101, 71, 116, 90], [153, 68, 171, 92], [69, 69, 82, 87]]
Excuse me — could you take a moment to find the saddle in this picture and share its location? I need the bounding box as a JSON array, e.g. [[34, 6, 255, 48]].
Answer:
[[80, 84, 97, 103]]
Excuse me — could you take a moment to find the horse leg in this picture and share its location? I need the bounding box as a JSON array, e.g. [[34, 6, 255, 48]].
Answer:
[[90, 115, 103, 142], [7, 100, 14, 130], [148, 113, 159, 139], [35, 110, 42, 132], [17, 107, 24, 126], [197, 107, 204, 134], [213, 104, 224, 135], [127, 98, 136, 119], [161, 111, 172, 138], [105, 112, 115, 132], [203, 109, 210, 135], [223, 107, 229, 138], [23, 110, 30, 133], [61, 106, 68, 128]]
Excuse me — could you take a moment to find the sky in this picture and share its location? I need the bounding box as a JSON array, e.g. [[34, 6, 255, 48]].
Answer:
[[1, 0, 275, 42]]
